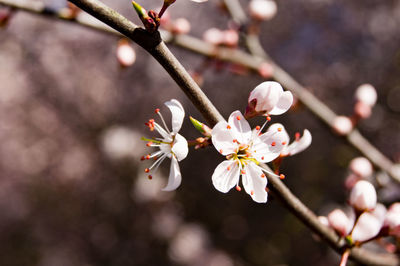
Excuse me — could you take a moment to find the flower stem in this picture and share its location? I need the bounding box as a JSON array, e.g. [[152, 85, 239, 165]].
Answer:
[[340, 249, 350, 266]]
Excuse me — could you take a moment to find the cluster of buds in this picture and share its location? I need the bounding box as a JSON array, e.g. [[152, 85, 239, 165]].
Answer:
[[332, 84, 378, 136], [323, 180, 399, 255]]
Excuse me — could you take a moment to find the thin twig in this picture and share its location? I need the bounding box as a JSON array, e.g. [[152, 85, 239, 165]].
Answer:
[[221, 0, 400, 183], [3, 0, 398, 183]]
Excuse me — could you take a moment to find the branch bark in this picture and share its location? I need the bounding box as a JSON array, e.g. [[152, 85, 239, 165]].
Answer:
[[2, 0, 399, 265]]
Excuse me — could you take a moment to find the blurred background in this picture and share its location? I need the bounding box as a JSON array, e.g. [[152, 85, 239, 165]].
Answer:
[[0, 0, 400, 265]]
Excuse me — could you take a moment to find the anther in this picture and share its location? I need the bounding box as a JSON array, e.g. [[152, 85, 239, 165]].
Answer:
[[219, 149, 223, 154], [145, 168, 150, 173], [233, 139, 238, 143], [266, 116, 271, 121], [227, 166, 231, 171], [227, 125, 231, 129], [295, 132, 300, 141], [261, 173, 266, 178], [140, 156, 145, 161], [146, 141, 153, 147], [146, 155, 151, 160], [279, 174, 285, 180], [271, 142, 276, 146], [261, 156, 264, 160], [251, 190, 254, 195], [241, 170, 246, 175], [236, 115, 241, 120], [148, 175, 153, 180], [155, 108, 160, 113], [256, 125, 260, 130], [277, 127, 282, 132], [236, 185, 241, 191], [282, 141, 286, 145]]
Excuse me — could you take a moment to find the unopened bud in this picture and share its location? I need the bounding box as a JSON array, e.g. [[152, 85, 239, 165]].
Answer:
[[349, 180, 377, 212], [245, 81, 293, 118], [257, 62, 274, 78], [117, 39, 136, 67], [355, 83, 377, 107], [354, 101, 372, 119], [249, 0, 277, 21], [171, 18, 191, 34], [332, 116, 353, 135], [328, 209, 353, 236], [349, 157, 373, 178], [203, 28, 224, 46], [222, 29, 239, 47], [351, 204, 386, 243]]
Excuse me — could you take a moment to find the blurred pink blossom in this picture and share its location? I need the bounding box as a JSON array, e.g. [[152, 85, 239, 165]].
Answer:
[[349, 180, 377, 212], [349, 157, 373, 178], [248, 0, 277, 21]]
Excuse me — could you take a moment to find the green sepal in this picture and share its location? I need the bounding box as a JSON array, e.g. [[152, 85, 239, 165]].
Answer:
[[190, 116, 205, 133], [131, 1, 148, 19], [344, 235, 353, 246]]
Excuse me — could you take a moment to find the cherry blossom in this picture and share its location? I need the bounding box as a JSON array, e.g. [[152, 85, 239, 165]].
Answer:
[[248, 0, 277, 21], [245, 81, 293, 118], [351, 204, 386, 243], [349, 180, 377, 212], [211, 111, 288, 203], [355, 84, 377, 107], [142, 99, 189, 191]]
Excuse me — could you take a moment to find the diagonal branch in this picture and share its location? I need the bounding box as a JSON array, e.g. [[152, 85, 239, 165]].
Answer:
[[2, 0, 399, 265], [2, 0, 398, 183]]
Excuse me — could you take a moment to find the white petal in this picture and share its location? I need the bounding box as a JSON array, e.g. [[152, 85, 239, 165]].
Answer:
[[165, 99, 185, 134], [255, 123, 289, 162], [171, 133, 189, 161], [162, 155, 182, 191], [269, 91, 293, 115], [212, 160, 240, 193], [154, 122, 172, 141], [211, 121, 238, 155], [285, 129, 312, 156], [227, 111, 252, 144], [249, 81, 282, 113], [351, 212, 383, 242], [241, 162, 268, 203]]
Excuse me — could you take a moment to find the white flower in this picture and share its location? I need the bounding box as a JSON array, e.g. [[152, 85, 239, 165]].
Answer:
[[142, 99, 189, 191], [245, 81, 293, 118], [385, 202, 400, 237], [280, 128, 312, 157], [116, 39, 136, 67], [349, 180, 377, 211], [211, 111, 288, 203], [332, 116, 353, 135]]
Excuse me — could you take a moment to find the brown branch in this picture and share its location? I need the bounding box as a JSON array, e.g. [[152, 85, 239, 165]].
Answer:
[[2, 0, 399, 265], [3, 0, 397, 183]]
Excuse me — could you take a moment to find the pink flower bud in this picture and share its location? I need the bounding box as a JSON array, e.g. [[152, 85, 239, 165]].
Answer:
[[245, 81, 293, 118], [349, 180, 377, 211], [351, 204, 386, 243], [171, 18, 191, 34], [385, 203, 400, 237], [203, 28, 224, 46], [332, 116, 353, 135], [355, 84, 377, 107], [248, 0, 277, 21], [222, 29, 239, 47], [349, 157, 373, 178], [257, 62, 274, 78], [344, 173, 360, 190], [328, 209, 353, 236], [159, 10, 171, 25], [117, 39, 136, 67], [354, 101, 372, 119]]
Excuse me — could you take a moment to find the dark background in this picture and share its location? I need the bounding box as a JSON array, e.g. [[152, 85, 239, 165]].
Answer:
[[0, 0, 399, 265]]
